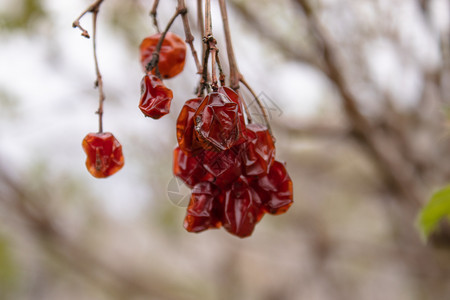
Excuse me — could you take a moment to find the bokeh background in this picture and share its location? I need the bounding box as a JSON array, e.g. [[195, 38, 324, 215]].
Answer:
[[1, 0, 450, 299]]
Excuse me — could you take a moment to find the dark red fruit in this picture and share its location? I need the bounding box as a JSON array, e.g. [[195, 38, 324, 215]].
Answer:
[[176, 98, 203, 154], [201, 146, 244, 189], [140, 32, 186, 79], [222, 177, 264, 238], [194, 89, 246, 151], [218, 87, 247, 138], [243, 123, 275, 176], [139, 74, 173, 119], [173, 147, 212, 188], [255, 161, 293, 215], [82, 132, 124, 178], [184, 182, 222, 233]]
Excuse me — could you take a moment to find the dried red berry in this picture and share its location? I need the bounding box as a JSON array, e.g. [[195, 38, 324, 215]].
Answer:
[[184, 182, 222, 233], [176, 98, 203, 154], [255, 161, 293, 215], [222, 176, 264, 238], [194, 89, 246, 151], [243, 123, 275, 176], [82, 132, 124, 178], [140, 32, 187, 79], [139, 74, 173, 119], [218, 87, 247, 138], [173, 147, 213, 188], [201, 146, 244, 189]]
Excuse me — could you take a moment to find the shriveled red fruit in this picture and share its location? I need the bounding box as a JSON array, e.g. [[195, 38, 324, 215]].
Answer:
[[218, 87, 247, 139], [222, 176, 264, 238], [194, 89, 246, 151], [176, 98, 203, 154], [173, 147, 212, 188], [254, 161, 293, 215], [201, 145, 244, 189], [139, 74, 173, 119], [140, 32, 186, 79], [82, 132, 124, 178], [184, 182, 222, 233], [243, 123, 275, 176]]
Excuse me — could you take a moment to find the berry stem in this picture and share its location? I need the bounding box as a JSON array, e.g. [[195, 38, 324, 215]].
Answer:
[[177, 0, 202, 74], [72, 0, 106, 133], [238, 90, 253, 124], [240, 77, 272, 134], [204, 0, 218, 91], [91, 4, 105, 133], [197, 0, 205, 56], [199, 42, 211, 96], [146, 6, 187, 78], [150, 0, 161, 33], [216, 51, 226, 86], [218, 0, 240, 90]]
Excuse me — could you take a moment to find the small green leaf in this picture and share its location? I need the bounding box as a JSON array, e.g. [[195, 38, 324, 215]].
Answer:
[[418, 186, 450, 239]]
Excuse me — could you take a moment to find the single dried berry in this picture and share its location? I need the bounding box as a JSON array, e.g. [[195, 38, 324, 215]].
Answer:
[[194, 89, 246, 151], [222, 176, 264, 238], [255, 161, 293, 215], [140, 32, 187, 79], [173, 147, 212, 188], [176, 98, 203, 154], [139, 74, 173, 119], [243, 123, 275, 176], [184, 182, 222, 233], [82, 132, 124, 178]]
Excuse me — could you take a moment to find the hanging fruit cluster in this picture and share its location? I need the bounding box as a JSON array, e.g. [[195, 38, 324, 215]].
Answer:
[[73, 0, 293, 238]]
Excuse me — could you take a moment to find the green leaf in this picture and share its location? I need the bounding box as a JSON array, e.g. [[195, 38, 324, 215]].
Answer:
[[418, 186, 450, 239]]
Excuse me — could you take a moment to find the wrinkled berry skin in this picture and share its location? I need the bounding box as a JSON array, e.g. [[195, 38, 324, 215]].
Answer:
[[176, 98, 203, 154], [82, 132, 124, 178], [222, 177, 264, 238], [194, 89, 246, 151], [140, 32, 186, 79], [184, 182, 222, 233], [200, 145, 244, 189], [139, 74, 173, 119], [243, 124, 275, 176], [254, 161, 293, 215], [173, 147, 212, 188]]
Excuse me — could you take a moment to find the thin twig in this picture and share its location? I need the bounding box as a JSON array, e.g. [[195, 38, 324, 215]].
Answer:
[[238, 90, 253, 124], [204, 0, 212, 37], [91, 7, 105, 133], [216, 51, 226, 86], [146, 7, 187, 77], [218, 0, 240, 90], [240, 77, 271, 132], [177, 0, 202, 74], [210, 42, 218, 90], [199, 42, 211, 96], [72, 0, 104, 38], [150, 0, 161, 33], [72, 0, 105, 132], [203, 0, 218, 90]]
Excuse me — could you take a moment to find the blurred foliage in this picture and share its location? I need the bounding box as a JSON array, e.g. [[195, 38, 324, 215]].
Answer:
[[0, 0, 47, 32], [418, 186, 450, 239], [0, 236, 18, 298]]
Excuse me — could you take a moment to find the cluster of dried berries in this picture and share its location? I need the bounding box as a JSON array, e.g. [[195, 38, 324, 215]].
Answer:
[[174, 87, 293, 237], [76, 1, 293, 238]]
